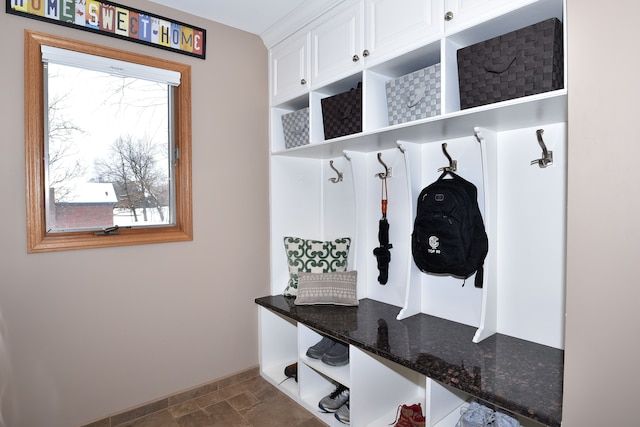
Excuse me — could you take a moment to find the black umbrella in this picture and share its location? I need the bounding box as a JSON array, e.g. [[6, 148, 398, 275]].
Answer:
[[373, 177, 392, 284]]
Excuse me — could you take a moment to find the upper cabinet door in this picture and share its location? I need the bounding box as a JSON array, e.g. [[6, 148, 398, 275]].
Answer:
[[364, 0, 443, 66], [444, 0, 538, 32], [311, 2, 364, 88], [271, 32, 310, 105]]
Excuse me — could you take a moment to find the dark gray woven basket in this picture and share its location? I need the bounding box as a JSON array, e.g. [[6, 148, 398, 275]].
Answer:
[[457, 18, 564, 110], [321, 83, 362, 140]]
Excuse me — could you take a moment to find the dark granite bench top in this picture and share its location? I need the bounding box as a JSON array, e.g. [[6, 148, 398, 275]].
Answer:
[[255, 295, 563, 427]]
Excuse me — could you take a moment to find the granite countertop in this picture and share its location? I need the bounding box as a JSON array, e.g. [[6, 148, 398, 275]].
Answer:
[[255, 295, 563, 427]]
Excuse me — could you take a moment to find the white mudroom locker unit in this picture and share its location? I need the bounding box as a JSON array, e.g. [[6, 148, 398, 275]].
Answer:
[[256, 0, 567, 425]]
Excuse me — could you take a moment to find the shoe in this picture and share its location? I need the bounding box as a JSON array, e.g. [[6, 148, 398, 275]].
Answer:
[[456, 401, 494, 427], [321, 342, 349, 366], [306, 336, 336, 359], [283, 363, 297, 382], [318, 384, 349, 412], [391, 403, 426, 427], [335, 400, 350, 424], [494, 411, 520, 427]]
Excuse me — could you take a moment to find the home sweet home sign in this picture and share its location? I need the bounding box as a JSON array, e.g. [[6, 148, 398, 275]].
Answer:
[[6, 0, 207, 59]]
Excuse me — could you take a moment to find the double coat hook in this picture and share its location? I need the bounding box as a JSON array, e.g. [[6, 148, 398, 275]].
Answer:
[[437, 143, 457, 172], [328, 160, 343, 183], [531, 129, 553, 168], [376, 153, 392, 179]]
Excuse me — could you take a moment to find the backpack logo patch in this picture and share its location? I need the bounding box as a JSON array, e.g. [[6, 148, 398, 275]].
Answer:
[[428, 236, 440, 253]]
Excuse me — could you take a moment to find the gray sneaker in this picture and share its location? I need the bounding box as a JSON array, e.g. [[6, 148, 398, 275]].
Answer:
[[321, 342, 349, 366], [318, 384, 349, 412], [494, 411, 520, 427], [456, 401, 494, 427], [335, 400, 350, 424], [306, 336, 336, 359]]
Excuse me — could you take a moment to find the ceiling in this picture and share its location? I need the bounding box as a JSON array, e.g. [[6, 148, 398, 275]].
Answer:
[[148, 0, 325, 35]]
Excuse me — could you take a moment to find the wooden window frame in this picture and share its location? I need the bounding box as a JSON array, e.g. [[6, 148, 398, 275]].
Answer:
[[24, 30, 193, 253]]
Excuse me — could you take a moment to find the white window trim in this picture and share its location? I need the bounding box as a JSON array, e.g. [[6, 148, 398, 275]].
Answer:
[[41, 45, 181, 86]]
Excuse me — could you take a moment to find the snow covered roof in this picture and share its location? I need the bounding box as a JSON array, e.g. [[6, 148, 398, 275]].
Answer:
[[63, 183, 118, 204]]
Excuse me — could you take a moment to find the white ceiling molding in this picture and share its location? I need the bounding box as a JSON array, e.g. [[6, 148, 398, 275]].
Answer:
[[147, 0, 345, 48], [260, 0, 345, 48]]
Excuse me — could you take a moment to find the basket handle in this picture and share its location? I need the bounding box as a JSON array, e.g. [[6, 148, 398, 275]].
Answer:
[[484, 51, 520, 74], [340, 105, 353, 120], [406, 86, 426, 108]]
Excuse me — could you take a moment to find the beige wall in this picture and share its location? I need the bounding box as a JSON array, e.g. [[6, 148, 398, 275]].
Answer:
[[0, 2, 269, 426], [564, 0, 640, 425]]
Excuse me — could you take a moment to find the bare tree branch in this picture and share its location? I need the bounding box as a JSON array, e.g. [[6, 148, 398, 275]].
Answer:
[[93, 136, 168, 222]]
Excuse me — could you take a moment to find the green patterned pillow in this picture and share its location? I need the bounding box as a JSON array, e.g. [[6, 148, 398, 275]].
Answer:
[[283, 236, 351, 297]]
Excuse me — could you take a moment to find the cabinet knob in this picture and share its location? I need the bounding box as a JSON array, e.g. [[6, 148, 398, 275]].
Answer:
[[444, 11, 454, 21], [300, 78, 307, 85], [352, 54, 360, 62], [362, 49, 370, 57]]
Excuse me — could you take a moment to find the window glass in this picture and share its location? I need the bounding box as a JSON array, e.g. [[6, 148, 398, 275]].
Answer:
[[45, 63, 174, 232]]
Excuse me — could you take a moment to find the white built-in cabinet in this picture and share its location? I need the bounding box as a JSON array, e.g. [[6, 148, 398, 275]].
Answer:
[[261, 0, 566, 425], [310, 1, 363, 88], [270, 32, 309, 105], [271, 0, 443, 104], [365, 0, 443, 66]]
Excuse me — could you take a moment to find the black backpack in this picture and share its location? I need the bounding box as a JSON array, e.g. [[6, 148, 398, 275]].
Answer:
[[411, 171, 488, 287]]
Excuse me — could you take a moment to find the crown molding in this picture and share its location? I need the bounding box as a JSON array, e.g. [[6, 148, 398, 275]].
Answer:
[[260, 0, 345, 48]]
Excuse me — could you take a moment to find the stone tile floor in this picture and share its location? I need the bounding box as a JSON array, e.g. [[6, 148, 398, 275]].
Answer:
[[110, 374, 328, 427]]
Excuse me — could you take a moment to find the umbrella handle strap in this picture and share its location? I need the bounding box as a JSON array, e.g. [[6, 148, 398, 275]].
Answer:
[[381, 176, 388, 217]]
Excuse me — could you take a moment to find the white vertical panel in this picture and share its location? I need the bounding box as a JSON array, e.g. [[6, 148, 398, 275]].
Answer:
[[322, 155, 357, 267], [496, 123, 566, 349], [270, 156, 322, 295], [349, 147, 412, 308], [419, 136, 485, 328], [350, 347, 425, 426], [258, 308, 298, 380]]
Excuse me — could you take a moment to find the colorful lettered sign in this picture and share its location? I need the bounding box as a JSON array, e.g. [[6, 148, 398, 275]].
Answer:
[[6, 0, 207, 59]]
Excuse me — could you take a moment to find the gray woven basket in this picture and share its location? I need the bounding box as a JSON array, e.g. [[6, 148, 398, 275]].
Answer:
[[281, 107, 309, 149], [386, 63, 441, 126], [457, 18, 564, 110]]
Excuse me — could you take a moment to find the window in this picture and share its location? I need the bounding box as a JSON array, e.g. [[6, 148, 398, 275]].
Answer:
[[25, 30, 193, 252]]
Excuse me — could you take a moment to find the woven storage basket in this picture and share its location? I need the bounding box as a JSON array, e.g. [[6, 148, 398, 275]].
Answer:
[[457, 18, 563, 110], [386, 63, 441, 126], [281, 107, 309, 149], [321, 83, 362, 140]]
